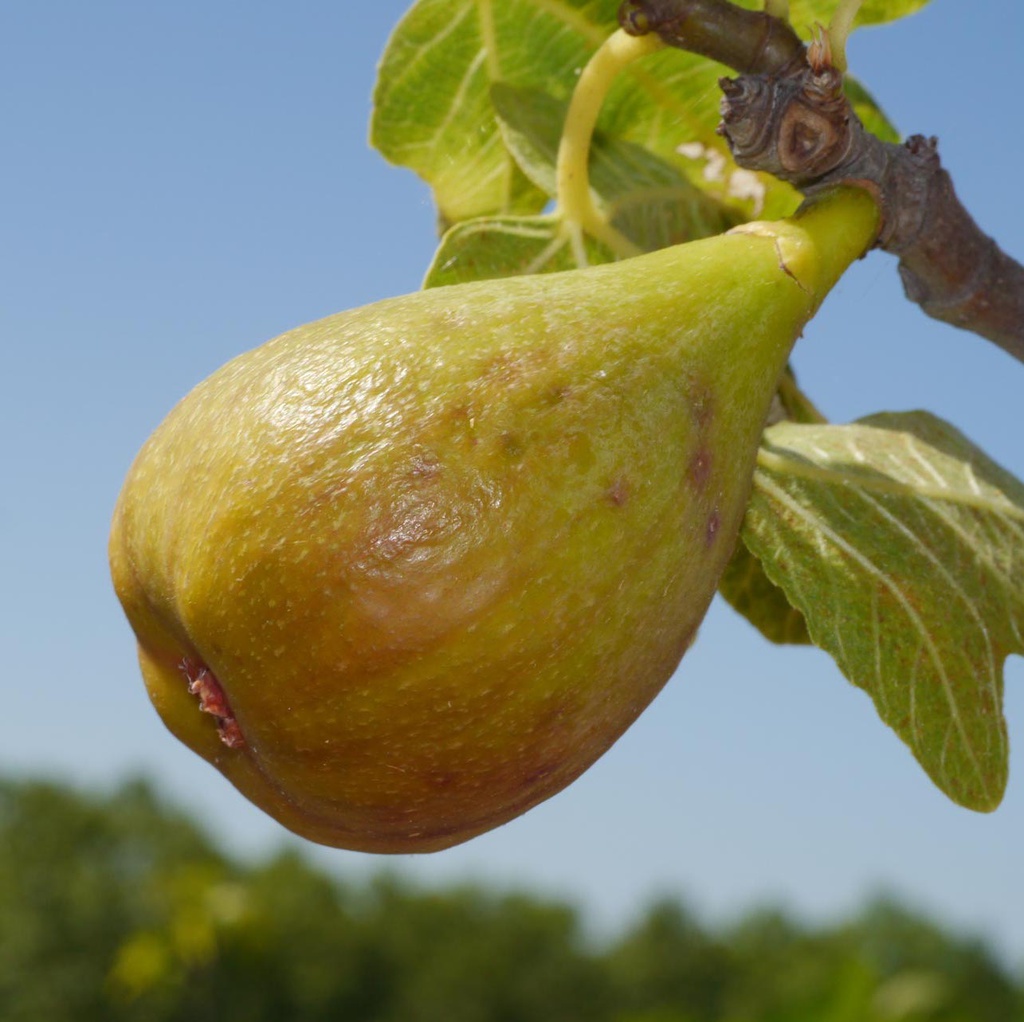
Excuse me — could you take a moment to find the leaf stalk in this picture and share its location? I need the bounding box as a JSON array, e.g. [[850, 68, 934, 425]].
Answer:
[[826, 0, 865, 74], [555, 28, 664, 260]]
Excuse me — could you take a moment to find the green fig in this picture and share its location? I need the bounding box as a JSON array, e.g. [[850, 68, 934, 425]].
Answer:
[[110, 188, 877, 852]]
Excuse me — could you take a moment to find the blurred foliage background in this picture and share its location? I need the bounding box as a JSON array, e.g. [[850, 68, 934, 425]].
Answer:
[[1, 776, 1020, 1021]]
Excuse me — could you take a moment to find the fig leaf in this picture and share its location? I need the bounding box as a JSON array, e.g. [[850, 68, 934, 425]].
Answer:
[[742, 411, 1023, 812]]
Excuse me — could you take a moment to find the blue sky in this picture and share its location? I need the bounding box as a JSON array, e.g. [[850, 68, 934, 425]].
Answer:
[[4, 1, 1024, 959]]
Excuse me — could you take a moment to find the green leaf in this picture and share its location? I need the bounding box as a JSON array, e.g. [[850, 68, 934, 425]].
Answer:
[[719, 540, 811, 645], [844, 77, 900, 145], [732, 0, 932, 31], [423, 215, 613, 287], [774, 364, 829, 425], [371, 0, 914, 229], [370, 0, 550, 224], [492, 83, 737, 250], [718, 365, 822, 645], [424, 77, 739, 288], [488, 83, 564, 198], [742, 411, 1022, 812], [814, 0, 932, 28]]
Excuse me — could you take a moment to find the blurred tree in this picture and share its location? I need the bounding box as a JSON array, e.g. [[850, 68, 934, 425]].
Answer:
[[848, 899, 1021, 1022], [352, 877, 609, 1022], [0, 775, 1020, 1021], [606, 899, 735, 1020], [0, 777, 219, 1021], [721, 907, 878, 1022]]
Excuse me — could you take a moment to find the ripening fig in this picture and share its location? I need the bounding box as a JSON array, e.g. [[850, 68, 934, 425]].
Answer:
[[109, 189, 877, 852]]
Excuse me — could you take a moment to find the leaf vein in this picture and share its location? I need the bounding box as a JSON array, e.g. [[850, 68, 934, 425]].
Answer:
[[754, 471, 987, 796], [902, 433, 949, 489], [757, 446, 1024, 521], [386, 3, 476, 94], [854, 488, 1000, 718], [426, 47, 490, 154], [520, 0, 608, 48]]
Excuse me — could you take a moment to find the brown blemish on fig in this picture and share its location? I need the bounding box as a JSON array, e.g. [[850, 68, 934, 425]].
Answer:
[[686, 376, 715, 430], [689, 450, 712, 489], [180, 658, 245, 749], [706, 508, 721, 546], [606, 477, 631, 507], [500, 432, 525, 459], [523, 762, 558, 787]]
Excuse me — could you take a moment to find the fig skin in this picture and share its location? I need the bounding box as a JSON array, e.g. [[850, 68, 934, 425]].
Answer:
[[109, 190, 878, 852]]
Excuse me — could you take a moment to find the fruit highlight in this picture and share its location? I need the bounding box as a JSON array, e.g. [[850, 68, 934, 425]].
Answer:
[[110, 188, 878, 852]]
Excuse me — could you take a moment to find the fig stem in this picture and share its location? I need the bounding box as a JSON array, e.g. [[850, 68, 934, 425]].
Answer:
[[763, 0, 790, 22], [826, 0, 864, 74], [555, 28, 664, 261]]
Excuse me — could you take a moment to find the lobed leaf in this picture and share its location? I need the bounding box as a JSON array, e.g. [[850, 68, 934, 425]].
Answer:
[[741, 411, 1023, 811]]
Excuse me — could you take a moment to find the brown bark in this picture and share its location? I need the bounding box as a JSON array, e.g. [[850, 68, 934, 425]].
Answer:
[[618, 0, 805, 75], [619, 0, 1024, 364]]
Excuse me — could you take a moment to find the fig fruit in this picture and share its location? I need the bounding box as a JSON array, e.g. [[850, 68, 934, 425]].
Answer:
[[110, 189, 877, 852]]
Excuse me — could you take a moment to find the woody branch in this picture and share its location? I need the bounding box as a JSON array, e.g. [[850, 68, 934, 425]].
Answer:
[[618, 0, 1024, 365]]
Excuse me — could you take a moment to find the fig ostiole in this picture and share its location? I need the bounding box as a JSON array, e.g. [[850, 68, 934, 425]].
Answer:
[[109, 188, 878, 852]]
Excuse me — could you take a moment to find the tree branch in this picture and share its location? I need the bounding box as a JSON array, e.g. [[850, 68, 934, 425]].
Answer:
[[618, 0, 806, 75], [618, 0, 1024, 364]]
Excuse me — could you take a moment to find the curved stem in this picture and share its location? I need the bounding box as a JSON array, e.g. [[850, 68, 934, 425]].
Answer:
[[826, 0, 864, 74], [776, 367, 828, 424], [555, 28, 664, 259]]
